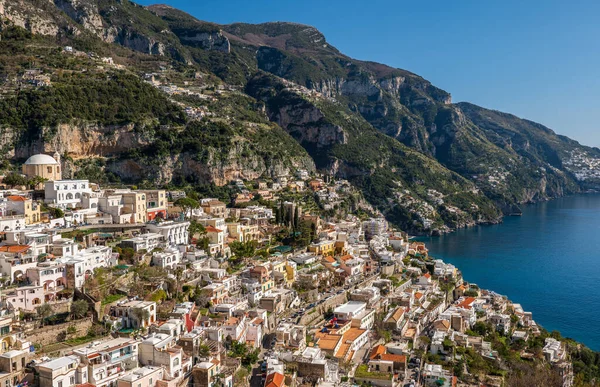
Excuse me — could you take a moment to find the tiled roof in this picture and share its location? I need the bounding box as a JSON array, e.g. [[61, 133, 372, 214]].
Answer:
[[6, 196, 27, 202], [0, 245, 30, 253], [387, 307, 405, 323], [315, 334, 342, 350], [457, 297, 476, 309], [379, 353, 407, 363], [265, 372, 285, 387], [369, 344, 386, 360], [205, 225, 223, 233]]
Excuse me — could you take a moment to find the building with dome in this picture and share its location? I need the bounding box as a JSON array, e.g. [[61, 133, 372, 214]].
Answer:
[[22, 152, 61, 183]]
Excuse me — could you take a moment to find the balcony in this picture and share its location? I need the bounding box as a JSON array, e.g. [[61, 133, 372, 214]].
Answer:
[[108, 351, 136, 365]]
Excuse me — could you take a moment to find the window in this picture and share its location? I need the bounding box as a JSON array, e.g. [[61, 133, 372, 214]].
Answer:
[[58, 381, 63, 387], [70, 376, 75, 385], [47, 166, 52, 173]]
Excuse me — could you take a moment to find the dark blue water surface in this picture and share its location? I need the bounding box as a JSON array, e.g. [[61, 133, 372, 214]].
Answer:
[[419, 194, 600, 350]]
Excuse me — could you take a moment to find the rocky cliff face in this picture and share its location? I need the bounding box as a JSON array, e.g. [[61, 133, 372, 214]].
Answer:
[[177, 31, 230, 53], [53, 0, 104, 36], [8, 122, 313, 186], [0, 0, 63, 36], [2, 0, 598, 233]]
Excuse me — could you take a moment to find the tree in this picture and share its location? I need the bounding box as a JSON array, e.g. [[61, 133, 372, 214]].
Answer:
[[189, 220, 206, 240], [196, 237, 210, 251], [2, 173, 27, 188], [174, 198, 199, 219], [198, 344, 211, 358], [293, 206, 299, 230], [131, 308, 151, 328], [27, 175, 47, 189], [70, 300, 89, 319], [36, 304, 53, 326], [228, 341, 259, 367], [119, 247, 135, 264], [48, 207, 64, 219], [230, 241, 257, 259], [174, 266, 184, 300]]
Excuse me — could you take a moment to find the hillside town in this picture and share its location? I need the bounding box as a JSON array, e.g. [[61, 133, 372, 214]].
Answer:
[[0, 153, 575, 387]]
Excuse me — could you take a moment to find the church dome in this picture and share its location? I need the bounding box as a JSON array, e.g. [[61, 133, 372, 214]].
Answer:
[[24, 154, 59, 165]]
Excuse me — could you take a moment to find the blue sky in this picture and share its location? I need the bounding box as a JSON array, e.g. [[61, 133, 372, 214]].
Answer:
[[137, 0, 600, 147]]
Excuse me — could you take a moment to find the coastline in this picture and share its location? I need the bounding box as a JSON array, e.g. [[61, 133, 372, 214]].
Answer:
[[413, 193, 600, 352]]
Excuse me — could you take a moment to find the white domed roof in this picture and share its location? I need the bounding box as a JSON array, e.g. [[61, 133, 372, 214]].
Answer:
[[24, 154, 58, 165]]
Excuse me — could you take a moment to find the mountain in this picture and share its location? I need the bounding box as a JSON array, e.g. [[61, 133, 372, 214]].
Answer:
[[1, 0, 599, 234]]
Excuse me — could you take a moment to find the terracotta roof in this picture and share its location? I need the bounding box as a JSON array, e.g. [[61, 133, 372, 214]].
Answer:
[[323, 256, 336, 263], [379, 353, 407, 363], [335, 342, 351, 359], [265, 372, 285, 387], [0, 245, 30, 253], [423, 273, 431, 279], [433, 319, 451, 330], [339, 255, 353, 262], [414, 292, 424, 300], [345, 327, 367, 340], [315, 334, 342, 350], [205, 225, 223, 233], [6, 196, 27, 202], [369, 344, 386, 360], [387, 307, 405, 323], [457, 297, 476, 309]]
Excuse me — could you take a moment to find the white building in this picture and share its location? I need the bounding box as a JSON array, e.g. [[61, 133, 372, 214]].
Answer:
[[112, 301, 157, 329], [120, 233, 164, 252], [139, 334, 189, 379], [44, 180, 91, 209], [145, 221, 189, 247], [37, 355, 85, 387], [151, 249, 182, 270]]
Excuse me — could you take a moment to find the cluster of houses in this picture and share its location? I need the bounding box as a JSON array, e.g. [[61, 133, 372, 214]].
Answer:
[[0, 153, 576, 387]]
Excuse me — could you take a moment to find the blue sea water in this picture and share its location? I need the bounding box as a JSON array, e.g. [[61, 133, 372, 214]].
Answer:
[[418, 194, 600, 351]]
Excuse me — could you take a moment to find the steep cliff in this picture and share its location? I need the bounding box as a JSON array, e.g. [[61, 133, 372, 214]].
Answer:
[[247, 73, 502, 233], [1, 0, 599, 233]]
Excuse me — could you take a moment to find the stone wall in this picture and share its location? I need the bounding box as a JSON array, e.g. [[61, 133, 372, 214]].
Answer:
[[24, 317, 93, 347], [298, 293, 347, 327]]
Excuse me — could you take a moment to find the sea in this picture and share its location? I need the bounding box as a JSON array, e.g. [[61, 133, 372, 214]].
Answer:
[[418, 194, 600, 351]]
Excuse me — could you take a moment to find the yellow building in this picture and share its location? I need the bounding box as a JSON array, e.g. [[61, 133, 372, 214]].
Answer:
[[308, 240, 335, 256], [261, 279, 274, 293], [122, 192, 147, 223], [22, 153, 61, 184], [6, 196, 40, 224], [285, 262, 296, 286]]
